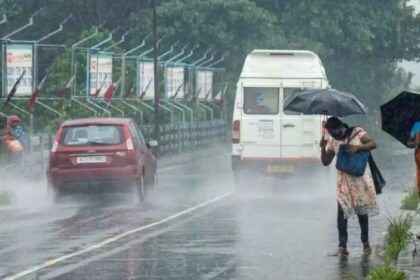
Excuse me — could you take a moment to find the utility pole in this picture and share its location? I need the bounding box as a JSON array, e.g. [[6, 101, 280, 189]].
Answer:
[[152, 0, 160, 150]]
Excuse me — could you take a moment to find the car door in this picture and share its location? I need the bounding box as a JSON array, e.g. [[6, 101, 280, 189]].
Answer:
[[130, 122, 156, 181], [128, 122, 145, 173]]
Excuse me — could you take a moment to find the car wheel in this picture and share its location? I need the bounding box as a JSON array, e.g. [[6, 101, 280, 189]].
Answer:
[[47, 181, 62, 203], [152, 172, 158, 191], [137, 175, 146, 202]]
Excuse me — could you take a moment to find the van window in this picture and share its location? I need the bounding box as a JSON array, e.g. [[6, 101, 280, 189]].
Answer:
[[244, 87, 279, 115], [283, 88, 304, 115]]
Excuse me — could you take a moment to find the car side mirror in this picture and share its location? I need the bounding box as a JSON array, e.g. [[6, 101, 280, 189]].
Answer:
[[147, 139, 158, 148]]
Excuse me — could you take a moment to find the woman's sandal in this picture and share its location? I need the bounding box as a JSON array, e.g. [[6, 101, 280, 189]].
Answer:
[[363, 242, 372, 255], [338, 247, 349, 256]]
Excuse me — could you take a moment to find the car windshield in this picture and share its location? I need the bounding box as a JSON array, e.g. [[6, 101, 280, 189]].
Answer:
[[60, 125, 124, 146]]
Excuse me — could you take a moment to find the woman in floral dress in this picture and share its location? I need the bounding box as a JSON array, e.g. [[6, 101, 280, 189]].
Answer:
[[320, 117, 379, 256]]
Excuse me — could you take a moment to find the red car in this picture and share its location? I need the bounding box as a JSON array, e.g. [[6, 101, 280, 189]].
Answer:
[[47, 118, 158, 201]]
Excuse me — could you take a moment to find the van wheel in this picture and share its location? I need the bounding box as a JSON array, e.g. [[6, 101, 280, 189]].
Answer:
[[233, 171, 255, 191], [137, 175, 146, 202], [233, 172, 247, 188]]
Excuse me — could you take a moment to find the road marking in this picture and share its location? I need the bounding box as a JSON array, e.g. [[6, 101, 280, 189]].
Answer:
[[4, 192, 233, 280]]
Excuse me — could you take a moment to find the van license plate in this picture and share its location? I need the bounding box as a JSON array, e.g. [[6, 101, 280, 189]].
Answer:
[[77, 156, 107, 164], [267, 165, 294, 173]]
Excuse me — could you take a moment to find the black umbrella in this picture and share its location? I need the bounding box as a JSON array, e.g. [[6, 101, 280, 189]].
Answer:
[[283, 88, 367, 117], [380, 90, 420, 147]]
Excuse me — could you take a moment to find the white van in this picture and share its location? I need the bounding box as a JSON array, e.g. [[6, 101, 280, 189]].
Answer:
[[231, 50, 330, 180]]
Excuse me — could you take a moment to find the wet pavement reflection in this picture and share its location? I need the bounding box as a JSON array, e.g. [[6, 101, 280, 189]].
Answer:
[[0, 146, 415, 279]]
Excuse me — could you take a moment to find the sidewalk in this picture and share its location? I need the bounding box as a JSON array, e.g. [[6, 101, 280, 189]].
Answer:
[[397, 209, 420, 279]]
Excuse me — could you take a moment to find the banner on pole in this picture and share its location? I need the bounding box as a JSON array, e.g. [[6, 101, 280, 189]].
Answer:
[[89, 53, 112, 97], [138, 61, 155, 100], [6, 44, 33, 96], [205, 70, 213, 99], [196, 70, 213, 100], [166, 66, 184, 99]]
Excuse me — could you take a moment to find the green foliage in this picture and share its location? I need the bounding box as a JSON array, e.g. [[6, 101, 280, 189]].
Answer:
[[401, 185, 420, 211], [1, 0, 420, 133], [364, 265, 407, 280], [155, 0, 279, 74], [384, 214, 413, 261]]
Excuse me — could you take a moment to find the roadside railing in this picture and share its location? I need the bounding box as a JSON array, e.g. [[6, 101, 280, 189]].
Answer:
[[142, 119, 226, 155]]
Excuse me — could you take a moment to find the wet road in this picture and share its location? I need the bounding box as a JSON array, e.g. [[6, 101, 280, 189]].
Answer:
[[0, 144, 415, 280]]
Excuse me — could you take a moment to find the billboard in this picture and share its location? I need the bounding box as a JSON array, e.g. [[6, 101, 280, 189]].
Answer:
[[205, 70, 213, 99], [196, 70, 213, 100], [166, 66, 184, 99], [89, 53, 112, 96], [138, 61, 155, 100], [6, 44, 33, 96]]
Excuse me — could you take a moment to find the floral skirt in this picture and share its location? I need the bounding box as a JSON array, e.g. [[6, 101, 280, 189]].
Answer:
[[336, 165, 379, 219]]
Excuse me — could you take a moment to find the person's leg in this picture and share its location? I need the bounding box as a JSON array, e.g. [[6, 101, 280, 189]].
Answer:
[[416, 149, 420, 200], [416, 149, 420, 240], [358, 214, 369, 243], [358, 214, 371, 253], [337, 202, 348, 255]]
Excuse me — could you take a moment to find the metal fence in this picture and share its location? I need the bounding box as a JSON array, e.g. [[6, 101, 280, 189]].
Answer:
[[141, 119, 226, 155]]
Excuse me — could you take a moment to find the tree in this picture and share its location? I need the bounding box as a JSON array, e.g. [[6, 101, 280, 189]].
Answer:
[[252, 0, 420, 139], [154, 0, 278, 74]]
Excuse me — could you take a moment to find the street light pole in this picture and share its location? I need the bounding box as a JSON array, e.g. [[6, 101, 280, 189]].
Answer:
[[152, 0, 160, 149]]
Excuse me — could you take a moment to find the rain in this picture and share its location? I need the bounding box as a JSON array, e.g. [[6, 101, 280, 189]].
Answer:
[[0, 1, 420, 280]]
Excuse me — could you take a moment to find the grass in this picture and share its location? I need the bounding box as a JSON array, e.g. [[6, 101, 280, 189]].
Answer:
[[364, 265, 407, 280], [383, 214, 413, 261], [346, 264, 408, 280], [352, 184, 417, 279], [0, 190, 11, 206], [348, 215, 413, 280], [401, 185, 419, 211]]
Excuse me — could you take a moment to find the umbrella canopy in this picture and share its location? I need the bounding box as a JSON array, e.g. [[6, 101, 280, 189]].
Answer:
[[283, 88, 367, 117], [380, 90, 420, 147]]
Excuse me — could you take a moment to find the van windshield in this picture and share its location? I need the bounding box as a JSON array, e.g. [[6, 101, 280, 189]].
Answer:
[[60, 125, 124, 146], [243, 87, 279, 115]]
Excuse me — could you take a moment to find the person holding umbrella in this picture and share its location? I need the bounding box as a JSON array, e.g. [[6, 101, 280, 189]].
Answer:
[[320, 117, 379, 256], [381, 91, 420, 240], [381, 91, 420, 207], [284, 88, 381, 256], [409, 122, 420, 240], [407, 121, 420, 204]]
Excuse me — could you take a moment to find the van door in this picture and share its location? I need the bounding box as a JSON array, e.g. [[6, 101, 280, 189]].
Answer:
[[241, 87, 281, 159], [281, 88, 321, 159]]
